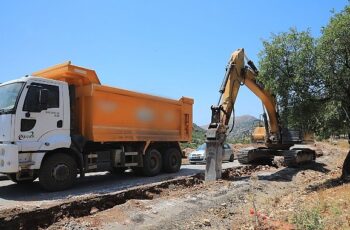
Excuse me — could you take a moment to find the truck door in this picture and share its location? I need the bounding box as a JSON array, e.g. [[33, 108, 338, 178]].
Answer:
[[15, 82, 64, 151]]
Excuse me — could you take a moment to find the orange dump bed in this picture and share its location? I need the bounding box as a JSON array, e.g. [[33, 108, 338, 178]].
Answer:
[[33, 62, 193, 142]]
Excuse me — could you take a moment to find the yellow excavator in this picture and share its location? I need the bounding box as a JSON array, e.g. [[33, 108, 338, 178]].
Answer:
[[205, 48, 315, 179]]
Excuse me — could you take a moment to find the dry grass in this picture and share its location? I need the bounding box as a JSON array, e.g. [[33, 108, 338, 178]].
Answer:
[[327, 139, 349, 150], [294, 183, 350, 230]]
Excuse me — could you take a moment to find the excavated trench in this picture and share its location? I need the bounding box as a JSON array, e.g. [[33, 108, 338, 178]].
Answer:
[[0, 165, 267, 230]]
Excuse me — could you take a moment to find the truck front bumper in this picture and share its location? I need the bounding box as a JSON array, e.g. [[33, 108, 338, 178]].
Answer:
[[0, 144, 19, 173]]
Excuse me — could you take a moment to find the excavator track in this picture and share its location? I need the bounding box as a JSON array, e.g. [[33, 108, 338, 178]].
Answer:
[[237, 147, 275, 165], [238, 147, 316, 167], [283, 148, 316, 167], [237, 148, 251, 164]]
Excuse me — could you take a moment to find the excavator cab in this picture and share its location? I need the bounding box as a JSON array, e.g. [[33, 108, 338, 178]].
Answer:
[[251, 126, 266, 144], [251, 116, 266, 144]]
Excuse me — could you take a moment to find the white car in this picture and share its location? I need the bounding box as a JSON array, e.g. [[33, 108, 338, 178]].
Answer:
[[188, 143, 235, 164]]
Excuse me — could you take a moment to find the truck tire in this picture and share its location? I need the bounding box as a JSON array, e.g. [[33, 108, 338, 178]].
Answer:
[[39, 153, 77, 191], [142, 148, 162, 176], [162, 148, 182, 173], [7, 174, 37, 184], [342, 151, 350, 181]]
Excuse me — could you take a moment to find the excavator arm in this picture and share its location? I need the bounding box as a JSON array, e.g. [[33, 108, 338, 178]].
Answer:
[[205, 48, 280, 180], [207, 48, 279, 140]]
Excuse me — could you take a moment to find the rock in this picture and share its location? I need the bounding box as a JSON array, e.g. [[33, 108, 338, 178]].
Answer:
[[168, 184, 176, 189], [131, 213, 145, 223], [145, 191, 154, 199], [221, 203, 227, 207], [90, 207, 99, 214], [152, 210, 158, 214], [203, 219, 211, 226]]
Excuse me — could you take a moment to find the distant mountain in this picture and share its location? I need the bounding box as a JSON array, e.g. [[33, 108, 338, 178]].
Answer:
[[227, 115, 260, 141], [200, 115, 261, 142], [193, 123, 206, 132]]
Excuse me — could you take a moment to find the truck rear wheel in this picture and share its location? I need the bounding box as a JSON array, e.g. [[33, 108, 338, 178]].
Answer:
[[39, 153, 77, 191], [162, 148, 182, 173], [142, 148, 162, 176]]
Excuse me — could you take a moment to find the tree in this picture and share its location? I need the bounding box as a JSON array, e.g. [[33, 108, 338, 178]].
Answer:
[[258, 28, 321, 132], [318, 5, 350, 138]]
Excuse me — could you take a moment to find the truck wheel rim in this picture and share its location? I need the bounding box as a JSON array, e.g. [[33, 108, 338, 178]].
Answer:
[[52, 164, 70, 181], [150, 157, 157, 169], [171, 155, 177, 166]]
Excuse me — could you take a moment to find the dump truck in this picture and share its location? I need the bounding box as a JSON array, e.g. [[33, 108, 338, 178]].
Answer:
[[0, 62, 193, 191]]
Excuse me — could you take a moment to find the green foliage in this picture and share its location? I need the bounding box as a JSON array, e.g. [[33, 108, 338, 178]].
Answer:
[[292, 208, 324, 230], [315, 101, 348, 139], [258, 28, 320, 131], [317, 5, 350, 137], [258, 4, 350, 137]]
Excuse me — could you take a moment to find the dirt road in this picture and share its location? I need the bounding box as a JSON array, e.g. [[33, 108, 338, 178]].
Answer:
[[0, 162, 240, 211], [0, 142, 349, 229]]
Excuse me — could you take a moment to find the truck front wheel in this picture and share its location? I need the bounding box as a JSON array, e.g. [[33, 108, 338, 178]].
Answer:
[[39, 153, 77, 191], [142, 148, 162, 176], [162, 148, 182, 173]]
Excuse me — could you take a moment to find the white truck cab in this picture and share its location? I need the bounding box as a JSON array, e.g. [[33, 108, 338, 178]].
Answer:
[[0, 76, 71, 184]]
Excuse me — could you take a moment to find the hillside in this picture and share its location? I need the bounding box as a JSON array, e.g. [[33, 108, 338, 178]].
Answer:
[[200, 115, 261, 143], [181, 123, 206, 149], [227, 115, 261, 142]]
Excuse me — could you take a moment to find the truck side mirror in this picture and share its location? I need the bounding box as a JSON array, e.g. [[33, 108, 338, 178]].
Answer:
[[39, 89, 49, 111]]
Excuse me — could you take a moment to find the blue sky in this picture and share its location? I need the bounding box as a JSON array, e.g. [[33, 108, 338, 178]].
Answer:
[[0, 1, 348, 125]]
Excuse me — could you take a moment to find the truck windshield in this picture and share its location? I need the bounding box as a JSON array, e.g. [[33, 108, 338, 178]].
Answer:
[[0, 82, 24, 113]]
